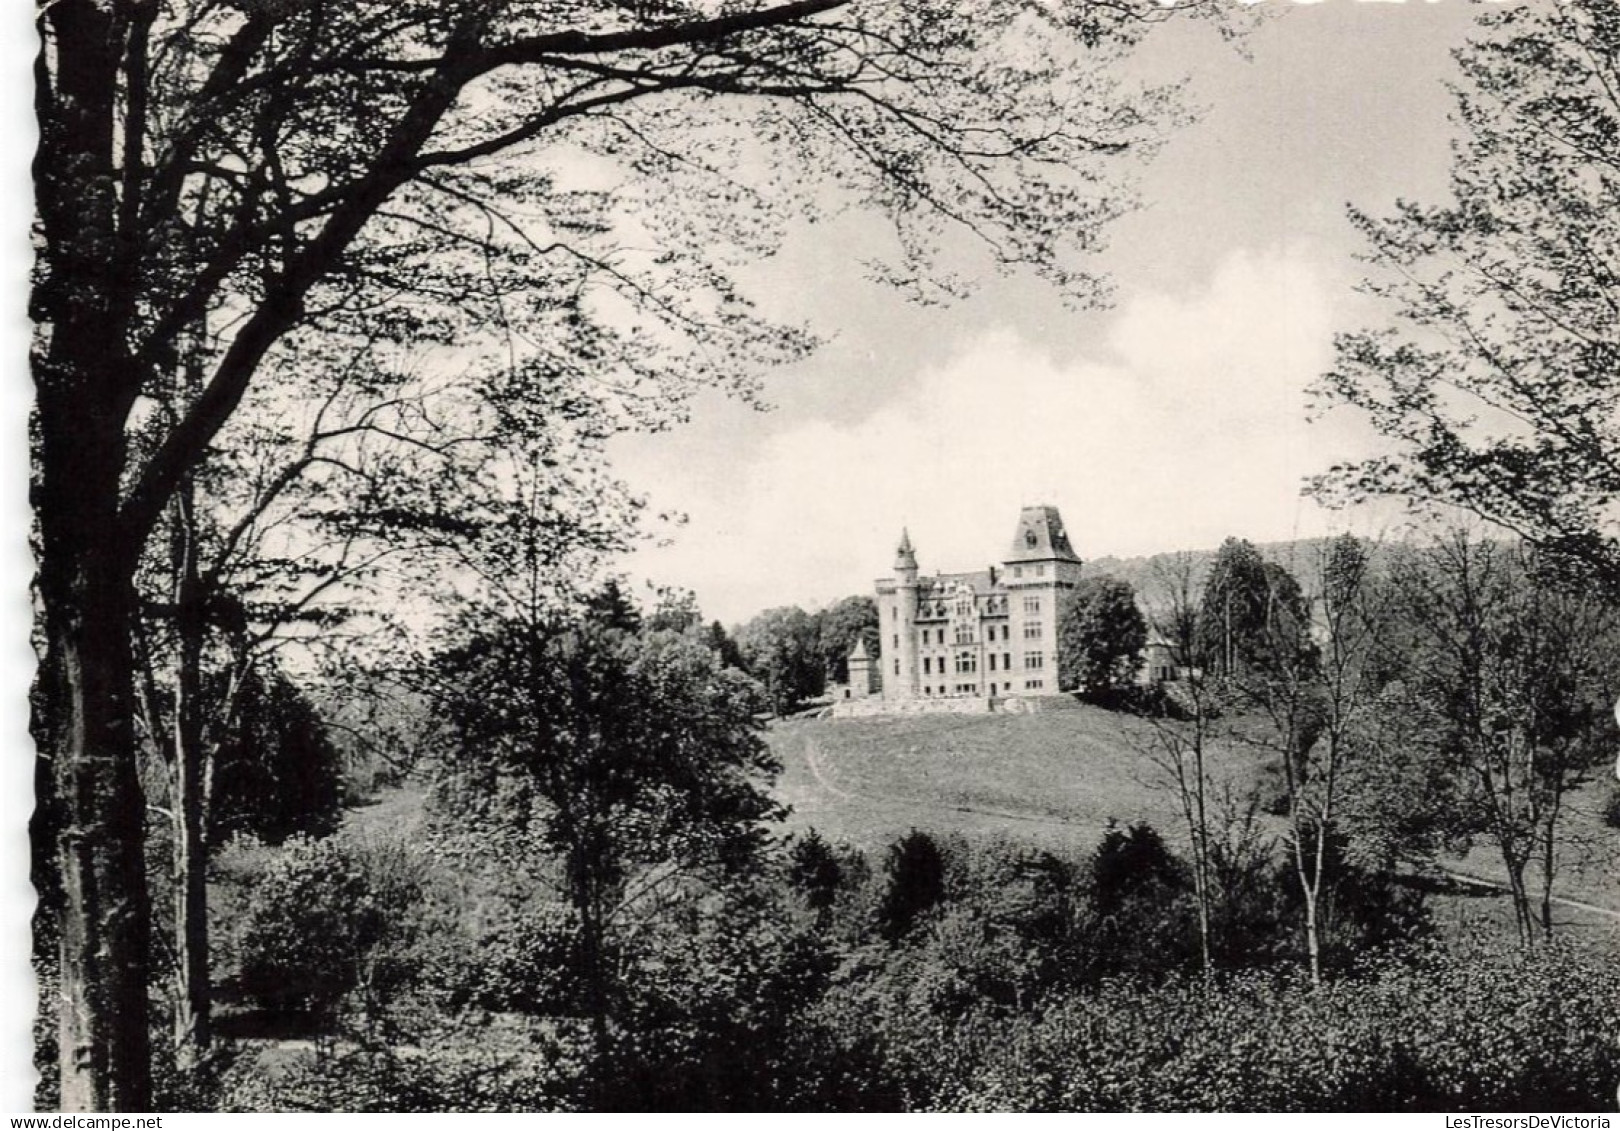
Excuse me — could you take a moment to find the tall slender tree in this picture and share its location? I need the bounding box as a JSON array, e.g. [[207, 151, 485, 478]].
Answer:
[[1312, 1, 1620, 585], [1381, 532, 1618, 944]]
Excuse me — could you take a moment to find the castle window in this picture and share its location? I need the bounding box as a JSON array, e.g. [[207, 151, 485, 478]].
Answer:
[[1003, 652, 1012, 669], [1026, 679, 1044, 690], [894, 659, 899, 676], [893, 633, 899, 650], [1024, 621, 1043, 640], [1036, 565, 1046, 577], [1024, 651, 1045, 670], [989, 654, 997, 672], [923, 657, 931, 674], [1024, 596, 1041, 615], [1013, 566, 1023, 579], [955, 623, 974, 644], [955, 652, 977, 674]]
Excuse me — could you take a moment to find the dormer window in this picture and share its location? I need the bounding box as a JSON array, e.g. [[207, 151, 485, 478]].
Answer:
[[1025, 530, 1038, 548]]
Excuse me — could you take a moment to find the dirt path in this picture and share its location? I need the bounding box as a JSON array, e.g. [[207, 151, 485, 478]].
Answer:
[[1438, 868, 1620, 923]]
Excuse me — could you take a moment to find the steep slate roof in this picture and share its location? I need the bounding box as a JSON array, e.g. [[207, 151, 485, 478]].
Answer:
[[1005, 505, 1081, 563]]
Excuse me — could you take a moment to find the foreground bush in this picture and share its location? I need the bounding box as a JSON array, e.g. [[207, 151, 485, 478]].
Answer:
[[231, 833, 428, 1026], [908, 937, 1620, 1111], [214, 1014, 589, 1112]]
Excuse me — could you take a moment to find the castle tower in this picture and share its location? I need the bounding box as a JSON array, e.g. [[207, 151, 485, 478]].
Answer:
[[890, 528, 920, 700], [1001, 506, 1082, 695]]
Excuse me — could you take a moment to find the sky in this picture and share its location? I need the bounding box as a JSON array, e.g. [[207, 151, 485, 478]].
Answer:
[[608, 1, 1500, 627]]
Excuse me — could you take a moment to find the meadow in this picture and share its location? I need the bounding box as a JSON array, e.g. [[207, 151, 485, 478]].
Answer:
[[771, 701, 1620, 948]]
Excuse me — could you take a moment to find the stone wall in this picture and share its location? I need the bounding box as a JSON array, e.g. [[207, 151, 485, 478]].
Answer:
[[831, 695, 996, 719]]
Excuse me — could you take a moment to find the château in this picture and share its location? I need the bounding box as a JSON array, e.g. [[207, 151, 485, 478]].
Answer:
[[837, 506, 1084, 714]]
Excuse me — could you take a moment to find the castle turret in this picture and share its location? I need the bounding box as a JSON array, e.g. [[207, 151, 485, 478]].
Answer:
[[894, 527, 918, 579], [891, 528, 920, 699], [847, 636, 878, 698]]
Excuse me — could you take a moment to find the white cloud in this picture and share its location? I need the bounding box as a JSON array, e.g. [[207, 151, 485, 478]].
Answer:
[[616, 245, 1362, 625]]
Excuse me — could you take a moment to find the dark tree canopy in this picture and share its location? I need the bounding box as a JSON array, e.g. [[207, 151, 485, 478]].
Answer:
[[816, 595, 882, 686], [207, 667, 346, 847], [1057, 574, 1146, 696], [736, 605, 824, 713], [878, 829, 947, 942], [1195, 539, 1311, 680]]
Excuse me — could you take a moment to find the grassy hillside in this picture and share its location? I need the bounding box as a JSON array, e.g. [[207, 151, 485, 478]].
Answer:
[[770, 703, 1620, 947], [771, 703, 1261, 851]]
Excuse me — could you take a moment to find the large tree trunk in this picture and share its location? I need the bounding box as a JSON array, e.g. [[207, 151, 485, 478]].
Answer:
[[38, 538, 153, 1111], [36, 346, 153, 1110], [35, 1, 155, 1108]]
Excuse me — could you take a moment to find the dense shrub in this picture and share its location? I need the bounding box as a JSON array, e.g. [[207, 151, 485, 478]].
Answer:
[[1079, 821, 1201, 981], [215, 1014, 589, 1112], [787, 829, 846, 912], [420, 900, 585, 1017], [232, 833, 427, 1026], [914, 938, 1620, 1111], [611, 889, 856, 1111], [877, 830, 947, 941], [204, 816, 1600, 1113]]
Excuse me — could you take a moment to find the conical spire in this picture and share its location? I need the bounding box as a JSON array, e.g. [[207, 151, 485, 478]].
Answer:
[[894, 527, 918, 573]]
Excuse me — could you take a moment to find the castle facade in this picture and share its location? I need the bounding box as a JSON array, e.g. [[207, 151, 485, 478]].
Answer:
[[844, 506, 1084, 709]]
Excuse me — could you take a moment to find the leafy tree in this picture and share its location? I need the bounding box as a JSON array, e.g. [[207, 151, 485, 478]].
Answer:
[[1380, 532, 1619, 943], [429, 593, 783, 1068], [1311, 1, 1620, 586], [1196, 538, 1312, 681], [736, 605, 824, 712], [645, 587, 704, 636], [1257, 536, 1385, 984], [1057, 574, 1147, 697], [33, 0, 1219, 1106], [705, 621, 748, 674], [1136, 552, 1220, 978], [206, 668, 347, 848], [815, 596, 882, 686]]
